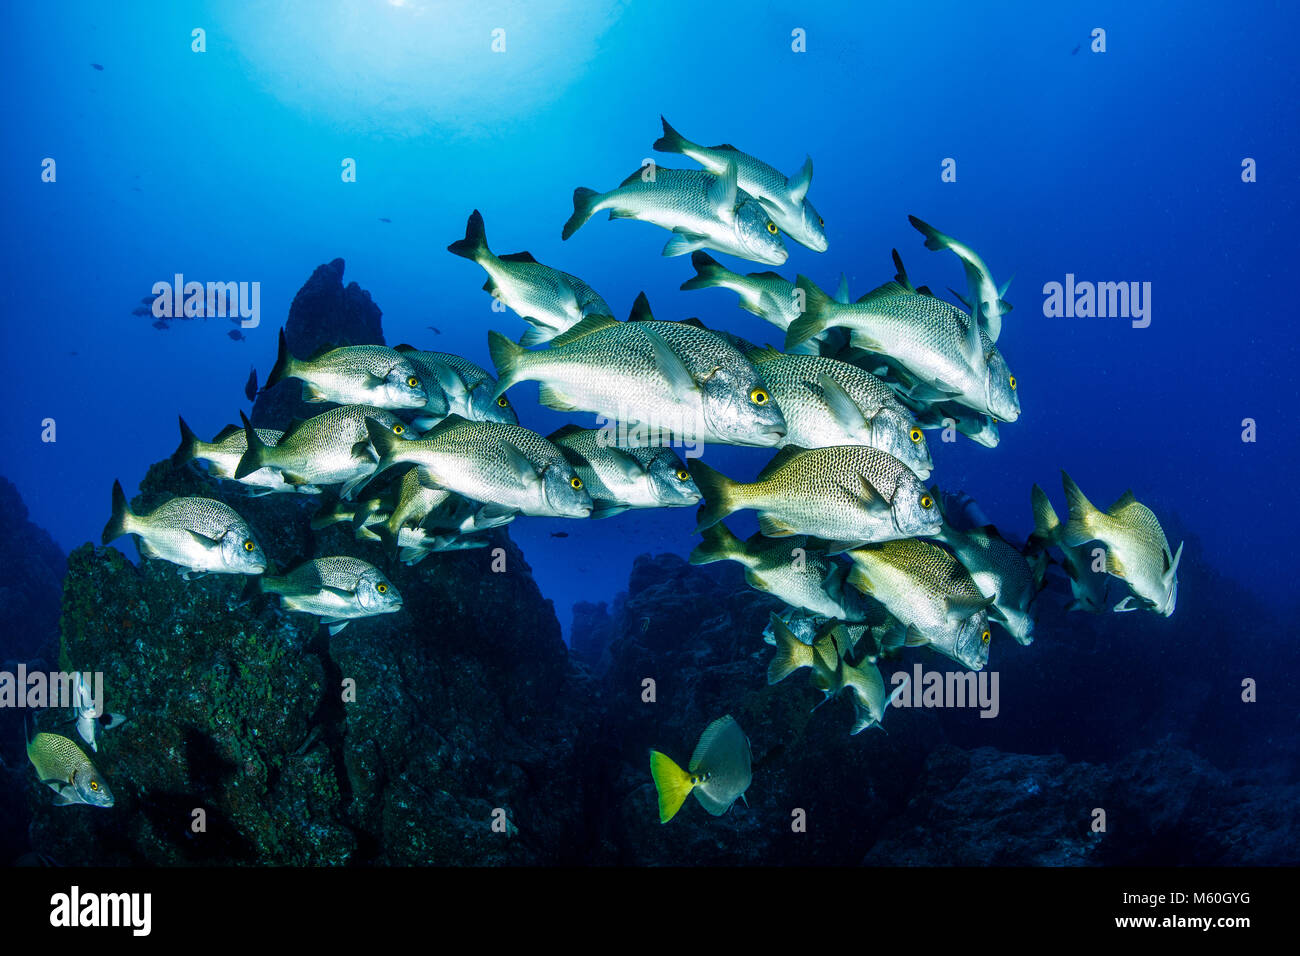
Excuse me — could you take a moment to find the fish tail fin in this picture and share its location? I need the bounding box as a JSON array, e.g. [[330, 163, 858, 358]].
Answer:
[[487, 330, 526, 396], [1060, 469, 1102, 546], [447, 209, 491, 263], [562, 187, 601, 240], [101, 479, 134, 544], [652, 115, 693, 156], [233, 411, 270, 479], [688, 521, 744, 565], [690, 460, 738, 532], [171, 415, 201, 466], [648, 749, 695, 823], [1030, 482, 1060, 542], [264, 328, 295, 389], [785, 276, 834, 348], [679, 250, 730, 291], [767, 614, 811, 685]]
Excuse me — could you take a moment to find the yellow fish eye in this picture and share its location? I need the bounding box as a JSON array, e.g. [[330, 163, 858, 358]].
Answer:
[[920, 495, 933, 509], [376, 583, 388, 593], [991, 417, 999, 424], [407, 375, 420, 388], [496, 395, 510, 407], [750, 388, 769, 405], [392, 423, 405, 435], [765, 221, 778, 235], [570, 476, 584, 490], [981, 630, 991, 645], [675, 469, 690, 482], [909, 428, 923, 443], [243, 540, 255, 552], [818, 217, 825, 228], [90, 780, 99, 791], [1009, 375, 1017, 390]]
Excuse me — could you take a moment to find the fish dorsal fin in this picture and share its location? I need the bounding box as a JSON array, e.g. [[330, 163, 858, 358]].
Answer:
[[707, 159, 740, 222], [619, 165, 652, 188], [549, 314, 622, 347], [707, 143, 740, 153], [856, 281, 911, 304], [891, 249, 915, 292], [689, 715, 738, 773], [305, 342, 339, 361], [545, 424, 586, 444], [421, 413, 473, 439], [679, 317, 708, 330], [499, 251, 538, 264], [786, 155, 813, 204], [1108, 490, 1138, 513], [835, 273, 851, 304], [747, 344, 783, 364], [212, 423, 242, 442], [749, 270, 786, 282], [915, 285, 935, 296], [626, 292, 655, 323], [394, 343, 417, 353], [756, 445, 807, 480]]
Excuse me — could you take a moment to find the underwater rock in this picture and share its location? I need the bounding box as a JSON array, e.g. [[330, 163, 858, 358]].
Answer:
[[570, 600, 615, 674], [250, 258, 386, 430], [0, 475, 67, 663]]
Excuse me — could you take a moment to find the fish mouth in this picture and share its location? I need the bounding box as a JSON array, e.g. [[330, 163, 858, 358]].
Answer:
[[751, 425, 787, 447]]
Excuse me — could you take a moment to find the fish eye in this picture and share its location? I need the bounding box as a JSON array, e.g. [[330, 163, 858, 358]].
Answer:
[[675, 469, 690, 482], [818, 217, 825, 228], [981, 630, 991, 645], [496, 396, 510, 407], [570, 476, 584, 490], [376, 583, 388, 593], [392, 423, 405, 435], [909, 428, 923, 443], [765, 221, 778, 235], [90, 780, 99, 791], [1008, 375, 1017, 390], [750, 387, 769, 405], [991, 417, 999, 424], [920, 495, 933, 509], [407, 375, 420, 388], [243, 540, 255, 552]]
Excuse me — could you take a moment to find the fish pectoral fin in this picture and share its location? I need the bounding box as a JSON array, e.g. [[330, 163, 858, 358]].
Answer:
[[786, 155, 813, 204], [181, 570, 210, 582], [707, 158, 740, 221], [1105, 550, 1127, 579], [605, 447, 646, 482], [302, 383, 330, 402], [814, 372, 870, 434], [536, 384, 580, 412], [944, 592, 997, 621], [757, 514, 798, 537], [639, 325, 698, 399], [184, 529, 220, 550], [499, 442, 542, 486], [662, 231, 708, 258], [1112, 596, 1140, 613], [903, 625, 930, 647], [324, 620, 351, 635], [1166, 541, 1184, 582]]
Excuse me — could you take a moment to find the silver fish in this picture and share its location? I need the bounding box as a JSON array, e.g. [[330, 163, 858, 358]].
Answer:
[[654, 117, 827, 252], [173, 417, 323, 496], [563, 162, 788, 265], [909, 215, 1012, 342], [1030, 482, 1109, 613], [265, 329, 428, 409], [260, 556, 403, 635], [548, 425, 700, 517], [102, 480, 267, 577], [394, 346, 518, 426]]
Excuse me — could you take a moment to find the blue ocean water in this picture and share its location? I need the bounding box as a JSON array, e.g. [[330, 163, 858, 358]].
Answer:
[[2, 0, 1296, 638]]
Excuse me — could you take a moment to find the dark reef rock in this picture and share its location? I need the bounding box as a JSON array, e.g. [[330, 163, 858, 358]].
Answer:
[[250, 258, 385, 430], [570, 601, 615, 674], [0, 476, 67, 663]]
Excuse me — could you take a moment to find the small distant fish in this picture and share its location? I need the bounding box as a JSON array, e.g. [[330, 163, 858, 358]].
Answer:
[[141, 296, 154, 305], [649, 715, 752, 823], [228, 330, 245, 342], [102, 480, 268, 577], [131, 306, 150, 316], [426, 326, 441, 335], [379, 217, 392, 223], [27, 724, 114, 808], [70, 673, 124, 753], [257, 556, 403, 635], [1071, 44, 1080, 55], [244, 367, 259, 402], [550, 531, 569, 538], [91, 63, 103, 71], [152, 320, 169, 330]]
